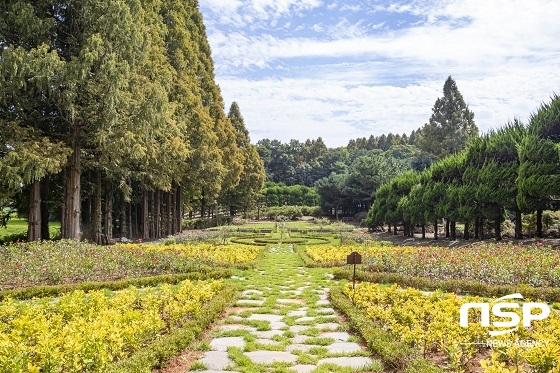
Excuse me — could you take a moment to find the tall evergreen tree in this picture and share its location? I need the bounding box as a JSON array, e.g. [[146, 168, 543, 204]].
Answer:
[[417, 76, 478, 159], [220, 102, 265, 215]]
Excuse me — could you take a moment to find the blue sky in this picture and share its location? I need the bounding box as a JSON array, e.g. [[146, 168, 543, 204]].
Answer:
[[198, 0, 560, 147]]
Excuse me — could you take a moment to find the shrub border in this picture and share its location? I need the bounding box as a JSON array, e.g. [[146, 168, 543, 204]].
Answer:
[[333, 268, 560, 303], [0, 269, 232, 301], [108, 284, 237, 372], [329, 286, 443, 373]]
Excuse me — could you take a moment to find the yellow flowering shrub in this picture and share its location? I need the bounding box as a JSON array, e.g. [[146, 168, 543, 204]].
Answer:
[[115, 243, 261, 265], [0, 279, 222, 372], [344, 282, 560, 372]]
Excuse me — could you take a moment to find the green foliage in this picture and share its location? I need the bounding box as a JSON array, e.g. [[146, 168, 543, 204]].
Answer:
[[417, 76, 478, 159], [261, 182, 320, 206], [108, 285, 236, 372], [329, 287, 442, 372]]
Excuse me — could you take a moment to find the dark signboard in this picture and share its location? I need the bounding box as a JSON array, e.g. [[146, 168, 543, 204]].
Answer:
[[346, 251, 362, 265]]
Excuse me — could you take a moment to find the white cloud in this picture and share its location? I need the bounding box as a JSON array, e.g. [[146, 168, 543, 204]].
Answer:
[[200, 0, 560, 146]]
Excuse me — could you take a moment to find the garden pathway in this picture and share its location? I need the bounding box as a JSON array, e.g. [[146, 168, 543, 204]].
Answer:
[[192, 245, 381, 373]]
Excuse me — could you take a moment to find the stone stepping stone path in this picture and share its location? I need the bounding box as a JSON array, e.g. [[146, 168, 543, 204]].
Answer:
[[193, 245, 382, 373]]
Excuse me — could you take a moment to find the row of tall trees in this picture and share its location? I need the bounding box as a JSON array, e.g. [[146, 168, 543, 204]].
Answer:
[[0, 0, 264, 242], [367, 95, 560, 239]]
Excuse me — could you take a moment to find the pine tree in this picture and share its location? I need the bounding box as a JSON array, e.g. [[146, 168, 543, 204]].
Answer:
[[417, 76, 478, 159], [517, 95, 560, 237]]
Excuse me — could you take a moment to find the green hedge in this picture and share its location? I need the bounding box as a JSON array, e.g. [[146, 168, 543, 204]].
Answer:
[[329, 286, 443, 373], [108, 284, 237, 372], [333, 268, 560, 303], [0, 269, 232, 301], [0, 232, 27, 245]]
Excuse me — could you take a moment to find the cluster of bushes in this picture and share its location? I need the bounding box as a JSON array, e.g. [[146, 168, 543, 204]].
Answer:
[[258, 205, 321, 220], [182, 216, 234, 230]]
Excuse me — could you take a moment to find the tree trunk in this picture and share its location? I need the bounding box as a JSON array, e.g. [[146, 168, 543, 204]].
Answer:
[[200, 189, 205, 219], [514, 205, 522, 239], [536, 208, 543, 238], [155, 190, 161, 239], [495, 214, 502, 241], [175, 186, 182, 233], [27, 179, 41, 242], [142, 190, 149, 240], [421, 224, 425, 239], [150, 191, 155, 238], [167, 191, 173, 236], [104, 180, 113, 242], [40, 176, 50, 240], [463, 221, 470, 240], [93, 171, 102, 244], [445, 218, 450, 238], [120, 200, 127, 238], [128, 201, 132, 239], [62, 124, 81, 240], [434, 220, 438, 240], [393, 222, 397, 235], [335, 206, 339, 221], [474, 217, 480, 239], [450, 221, 456, 240], [388, 223, 391, 233], [480, 218, 485, 240]]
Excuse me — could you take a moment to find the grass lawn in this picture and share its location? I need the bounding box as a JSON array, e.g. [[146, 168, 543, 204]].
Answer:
[[0, 218, 61, 240]]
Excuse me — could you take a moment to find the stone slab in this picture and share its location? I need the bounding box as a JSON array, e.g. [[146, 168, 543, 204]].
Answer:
[[248, 314, 283, 322], [277, 298, 305, 305], [292, 364, 317, 373], [316, 307, 335, 315], [286, 343, 322, 353], [210, 337, 246, 352], [287, 310, 307, 317], [269, 321, 288, 329], [253, 330, 284, 339], [325, 342, 362, 353], [236, 299, 264, 306], [315, 323, 339, 331], [320, 332, 351, 341], [199, 351, 233, 371], [219, 324, 257, 332], [295, 316, 315, 323], [244, 350, 298, 364], [318, 356, 374, 369]]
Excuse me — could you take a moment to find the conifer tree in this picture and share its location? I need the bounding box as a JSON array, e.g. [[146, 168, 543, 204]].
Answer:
[[417, 76, 478, 159]]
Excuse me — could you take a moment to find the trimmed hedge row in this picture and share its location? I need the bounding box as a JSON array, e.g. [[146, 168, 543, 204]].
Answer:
[[333, 268, 560, 303], [231, 236, 331, 247], [108, 284, 237, 372], [329, 286, 443, 373], [0, 269, 232, 301]]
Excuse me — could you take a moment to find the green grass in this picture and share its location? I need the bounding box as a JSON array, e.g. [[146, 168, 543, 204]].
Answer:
[[0, 217, 60, 240]]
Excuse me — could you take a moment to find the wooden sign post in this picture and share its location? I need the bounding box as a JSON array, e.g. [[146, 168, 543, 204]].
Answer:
[[346, 251, 362, 290]]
